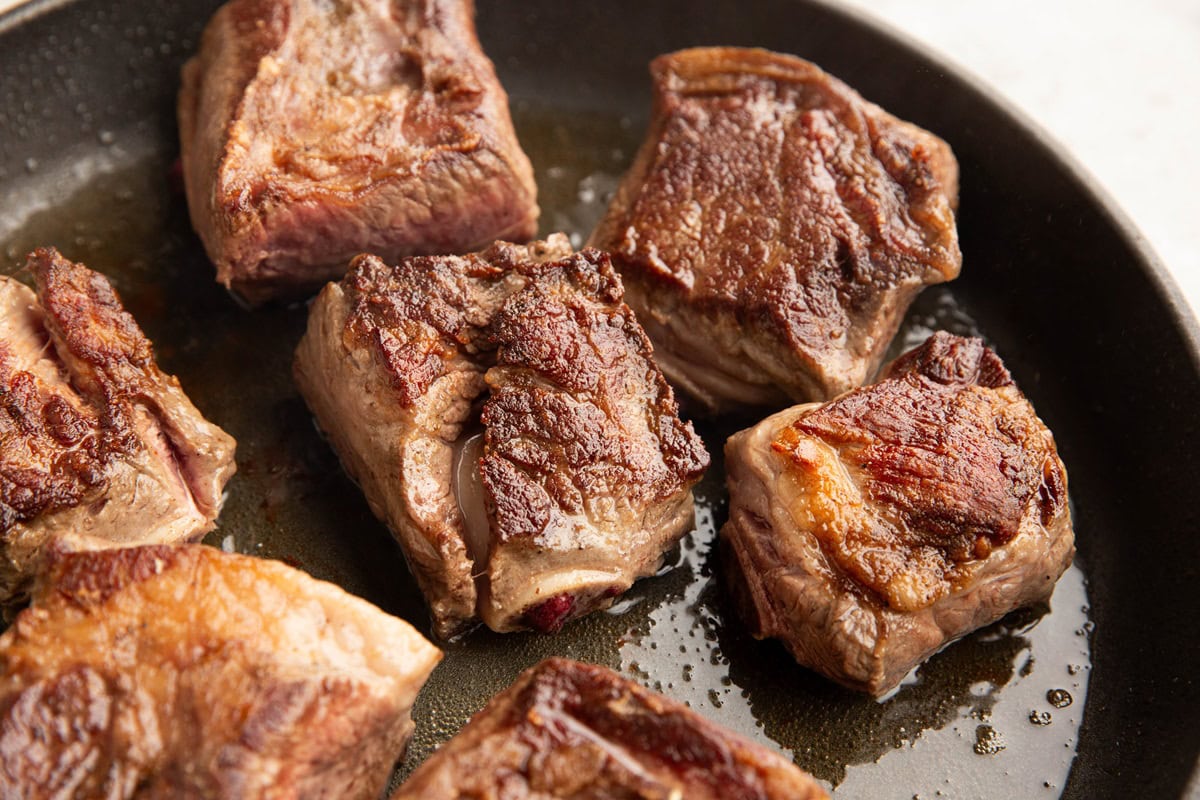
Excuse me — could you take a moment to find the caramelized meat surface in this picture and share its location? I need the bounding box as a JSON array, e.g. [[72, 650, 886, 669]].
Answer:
[[178, 0, 538, 304], [391, 658, 827, 800], [589, 47, 961, 413], [294, 236, 708, 638], [722, 332, 1073, 694], [0, 544, 441, 798], [0, 249, 235, 603]]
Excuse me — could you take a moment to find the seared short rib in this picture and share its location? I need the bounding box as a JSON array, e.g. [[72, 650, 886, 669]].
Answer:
[[0, 544, 441, 798], [590, 47, 961, 413], [0, 249, 236, 603], [391, 658, 828, 799], [179, 0, 538, 304], [722, 332, 1074, 694], [294, 236, 709, 638]]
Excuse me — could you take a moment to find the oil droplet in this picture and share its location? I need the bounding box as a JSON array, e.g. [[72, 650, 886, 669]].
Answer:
[[1029, 710, 1052, 726], [1047, 688, 1073, 708], [973, 724, 1006, 755]]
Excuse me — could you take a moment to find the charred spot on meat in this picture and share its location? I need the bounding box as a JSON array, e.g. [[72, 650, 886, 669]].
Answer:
[[589, 47, 961, 414], [0, 249, 236, 605], [178, 0, 539, 305], [293, 235, 709, 638], [0, 544, 441, 798], [391, 657, 828, 800], [721, 332, 1074, 695]]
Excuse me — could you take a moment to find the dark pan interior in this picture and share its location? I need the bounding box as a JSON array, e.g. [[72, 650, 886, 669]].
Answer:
[[1, 1, 1199, 797]]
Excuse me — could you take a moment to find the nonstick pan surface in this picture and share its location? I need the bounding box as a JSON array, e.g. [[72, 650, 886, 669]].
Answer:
[[1, 1, 1198, 797]]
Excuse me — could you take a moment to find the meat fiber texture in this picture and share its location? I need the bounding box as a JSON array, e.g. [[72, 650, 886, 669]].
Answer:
[[722, 332, 1074, 695], [392, 657, 828, 800], [0, 544, 442, 798], [294, 235, 709, 638], [589, 47, 961, 414], [178, 0, 539, 305], [0, 249, 236, 605]]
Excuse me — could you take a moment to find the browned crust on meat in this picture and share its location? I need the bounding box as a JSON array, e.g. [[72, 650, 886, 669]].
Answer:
[[298, 237, 708, 635], [0, 251, 236, 596], [881, 331, 1011, 387], [296, 238, 571, 637], [35, 539, 184, 607], [32, 249, 161, 413], [721, 332, 1073, 694], [773, 332, 1066, 610], [0, 253, 153, 534], [0, 544, 441, 798], [339, 241, 709, 528], [589, 47, 961, 408], [30, 249, 235, 515], [179, 0, 538, 304], [0, 350, 127, 535], [391, 658, 827, 799], [481, 252, 709, 543], [342, 238, 572, 406]]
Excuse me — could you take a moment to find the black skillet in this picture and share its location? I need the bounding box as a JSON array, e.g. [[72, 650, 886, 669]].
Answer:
[[1, 1, 1198, 797]]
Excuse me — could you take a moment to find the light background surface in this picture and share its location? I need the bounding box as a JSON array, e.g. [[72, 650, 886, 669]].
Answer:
[[1, 0, 1197, 315]]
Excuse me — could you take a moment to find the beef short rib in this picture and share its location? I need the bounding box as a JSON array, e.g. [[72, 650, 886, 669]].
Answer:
[[178, 0, 538, 305], [589, 47, 961, 413], [0, 544, 441, 798], [722, 332, 1074, 695], [0, 249, 236, 604], [391, 658, 827, 799], [294, 236, 708, 638]]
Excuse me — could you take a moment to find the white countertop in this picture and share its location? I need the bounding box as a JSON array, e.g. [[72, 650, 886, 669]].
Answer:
[[2, 0, 1197, 319]]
